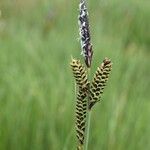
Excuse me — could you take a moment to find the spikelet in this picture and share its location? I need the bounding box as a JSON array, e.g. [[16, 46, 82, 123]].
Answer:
[[89, 58, 112, 109], [76, 90, 87, 148], [77, 144, 83, 150], [70, 58, 88, 149], [70, 58, 89, 91]]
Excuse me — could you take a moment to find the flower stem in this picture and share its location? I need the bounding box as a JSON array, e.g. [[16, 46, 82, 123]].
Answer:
[[84, 68, 91, 150], [84, 110, 91, 150]]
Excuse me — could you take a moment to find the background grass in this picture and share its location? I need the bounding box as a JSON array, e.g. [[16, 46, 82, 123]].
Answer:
[[0, 0, 150, 149]]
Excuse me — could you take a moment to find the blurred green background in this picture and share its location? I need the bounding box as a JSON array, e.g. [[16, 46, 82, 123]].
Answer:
[[0, 0, 150, 149]]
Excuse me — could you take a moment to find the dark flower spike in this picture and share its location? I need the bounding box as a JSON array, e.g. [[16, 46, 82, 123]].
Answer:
[[78, 0, 93, 68], [89, 58, 112, 109]]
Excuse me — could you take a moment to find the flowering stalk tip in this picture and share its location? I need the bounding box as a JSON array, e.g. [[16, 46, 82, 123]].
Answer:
[[78, 0, 93, 68]]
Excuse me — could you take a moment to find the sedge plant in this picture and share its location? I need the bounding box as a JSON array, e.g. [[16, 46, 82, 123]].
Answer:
[[70, 0, 112, 150]]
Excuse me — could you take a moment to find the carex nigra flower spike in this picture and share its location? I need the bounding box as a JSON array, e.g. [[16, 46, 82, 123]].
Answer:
[[70, 58, 112, 149], [70, 1, 113, 149], [78, 0, 93, 68], [89, 58, 112, 109], [70, 59, 89, 149]]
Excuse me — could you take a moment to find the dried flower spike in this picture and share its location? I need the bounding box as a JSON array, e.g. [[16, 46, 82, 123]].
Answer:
[[78, 0, 93, 68], [89, 58, 112, 109]]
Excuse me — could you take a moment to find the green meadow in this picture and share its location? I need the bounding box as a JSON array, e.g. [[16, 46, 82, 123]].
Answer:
[[0, 0, 149, 149]]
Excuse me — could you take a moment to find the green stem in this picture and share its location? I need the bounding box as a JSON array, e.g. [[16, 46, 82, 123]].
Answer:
[[84, 68, 91, 150], [84, 110, 91, 150]]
